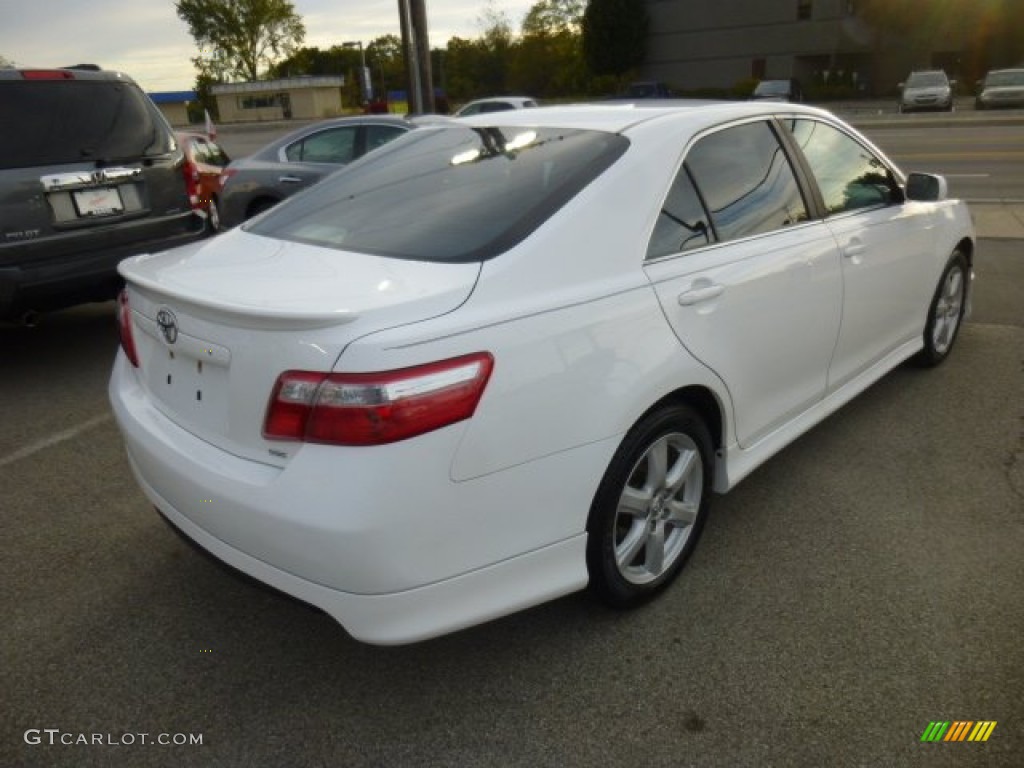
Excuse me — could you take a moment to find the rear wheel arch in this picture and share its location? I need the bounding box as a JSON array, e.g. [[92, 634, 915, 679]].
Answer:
[[638, 385, 725, 456], [246, 196, 281, 220]]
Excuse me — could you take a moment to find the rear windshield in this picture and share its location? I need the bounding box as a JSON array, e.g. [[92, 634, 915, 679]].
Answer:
[[0, 80, 173, 169], [906, 72, 947, 87], [248, 124, 629, 262], [986, 70, 1024, 87]]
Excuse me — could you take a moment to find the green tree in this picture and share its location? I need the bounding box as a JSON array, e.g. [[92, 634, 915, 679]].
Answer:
[[511, 0, 586, 97], [581, 0, 647, 77], [0, 54, 13, 68], [176, 0, 305, 82], [366, 34, 405, 97]]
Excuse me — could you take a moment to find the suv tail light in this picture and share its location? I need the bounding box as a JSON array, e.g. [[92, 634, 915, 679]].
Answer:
[[182, 158, 202, 209], [263, 353, 494, 446], [116, 289, 140, 368]]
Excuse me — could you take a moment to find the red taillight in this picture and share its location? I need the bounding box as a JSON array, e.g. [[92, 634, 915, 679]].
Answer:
[[182, 159, 201, 208], [263, 353, 494, 446], [116, 289, 140, 368]]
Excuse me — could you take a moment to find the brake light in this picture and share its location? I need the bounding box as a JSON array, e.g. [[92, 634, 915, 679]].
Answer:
[[263, 353, 494, 446], [20, 69, 76, 80], [182, 159, 201, 208], [116, 289, 140, 368]]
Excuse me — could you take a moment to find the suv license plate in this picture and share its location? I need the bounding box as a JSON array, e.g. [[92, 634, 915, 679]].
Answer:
[[73, 187, 124, 217]]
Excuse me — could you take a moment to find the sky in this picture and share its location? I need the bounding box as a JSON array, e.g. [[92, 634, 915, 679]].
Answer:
[[0, 0, 533, 92]]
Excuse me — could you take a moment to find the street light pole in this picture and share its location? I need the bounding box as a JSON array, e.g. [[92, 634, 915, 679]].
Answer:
[[343, 41, 372, 103]]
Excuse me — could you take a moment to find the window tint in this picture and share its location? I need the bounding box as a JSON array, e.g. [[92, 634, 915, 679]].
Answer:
[[647, 165, 713, 259], [250, 125, 628, 263], [0, 80, 172, 169], [788, 119, 899, 214], [365, 124, 406, 152], [685, 121, 808, 241], [285, 127, 357, 163]]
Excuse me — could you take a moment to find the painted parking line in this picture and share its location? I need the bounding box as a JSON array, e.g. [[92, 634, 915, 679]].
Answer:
[[0, 413, 112, 469]]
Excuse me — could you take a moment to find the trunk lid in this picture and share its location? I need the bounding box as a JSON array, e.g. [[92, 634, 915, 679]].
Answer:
[[119, 229, 481, 466]]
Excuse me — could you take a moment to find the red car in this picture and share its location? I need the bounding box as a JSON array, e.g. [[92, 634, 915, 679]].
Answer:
[[175, 132, 230, 232]]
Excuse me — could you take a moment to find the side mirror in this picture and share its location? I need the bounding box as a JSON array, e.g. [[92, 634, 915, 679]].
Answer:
[[949, 79, 958, 87], [897, 82, 905, 89], [905, 172, 948, 202]]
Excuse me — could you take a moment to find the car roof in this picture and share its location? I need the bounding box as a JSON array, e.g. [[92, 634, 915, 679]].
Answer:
[[454, 100, 837, 135]]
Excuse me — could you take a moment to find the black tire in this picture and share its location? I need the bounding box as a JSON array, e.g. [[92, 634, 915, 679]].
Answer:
[[586, 403, 714, 608], [206, 198, 221, 233], [913, 249, 968, 367]]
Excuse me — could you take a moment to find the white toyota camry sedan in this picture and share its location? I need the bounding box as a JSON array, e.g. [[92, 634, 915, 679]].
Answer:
[[110, 102, 974, 644]]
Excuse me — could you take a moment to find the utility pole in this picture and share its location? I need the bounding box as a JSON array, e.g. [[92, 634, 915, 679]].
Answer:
[[397, 0, 434, 113]]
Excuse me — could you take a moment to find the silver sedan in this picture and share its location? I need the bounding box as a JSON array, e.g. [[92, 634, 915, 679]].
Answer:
[[217, 115, 414, 228]]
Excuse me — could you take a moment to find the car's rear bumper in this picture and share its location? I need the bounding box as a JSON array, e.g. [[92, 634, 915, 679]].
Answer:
[[0, 211, 205, 318], [109, 352, 596, 644], [144, 477, 586, 645]]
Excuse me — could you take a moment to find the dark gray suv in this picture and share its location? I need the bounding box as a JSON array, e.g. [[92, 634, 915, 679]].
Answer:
[[0, 66, 206, 323]]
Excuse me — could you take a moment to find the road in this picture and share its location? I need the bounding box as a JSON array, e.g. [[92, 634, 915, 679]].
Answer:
[[2, 123, 1023, 767], [865, 124, 1024, 201]]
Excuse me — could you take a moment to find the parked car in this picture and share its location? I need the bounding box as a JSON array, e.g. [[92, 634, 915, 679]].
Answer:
[[111, 102, 974, 645], [454, 96, 539, 117], [975, 67, 1024, 109], [0, 66, 205, 323], [898, 70, 955, 112], [750, 78, 804, 102], [625, 81, 674, 98], [218, 115, 414, 228], [175, 131, 231, 233]]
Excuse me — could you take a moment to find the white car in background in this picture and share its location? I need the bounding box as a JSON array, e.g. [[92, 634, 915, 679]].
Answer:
[[454, 95, 539, 116], [110, 103, 974, 644]]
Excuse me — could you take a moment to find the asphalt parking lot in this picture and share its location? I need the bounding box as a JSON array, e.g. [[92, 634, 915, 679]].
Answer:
[[2, 206, 1023, 765]]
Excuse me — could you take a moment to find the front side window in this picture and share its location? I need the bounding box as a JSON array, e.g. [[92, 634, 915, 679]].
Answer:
[[250, 124, 628, 262], [285, 127, 357, 163], [787, 119, 900, 215], [365, 124, 407, 151], [684, 121, 808, 242]]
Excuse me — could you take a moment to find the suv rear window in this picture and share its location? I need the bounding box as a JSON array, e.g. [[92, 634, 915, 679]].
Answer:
[[0, 80, 173, 169], [248, 124, 629, 262]]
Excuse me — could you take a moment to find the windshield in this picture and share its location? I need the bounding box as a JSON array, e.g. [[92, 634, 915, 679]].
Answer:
[[755, 81, 789, 95], [985, 70, 1024, 87], [906, 72, 947, 88], [248, 124, 629, 263], [0, 80, 172, 169]]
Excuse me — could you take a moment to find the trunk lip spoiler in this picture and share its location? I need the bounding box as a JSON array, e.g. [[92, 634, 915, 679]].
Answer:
[[119, 266, 361, 326]]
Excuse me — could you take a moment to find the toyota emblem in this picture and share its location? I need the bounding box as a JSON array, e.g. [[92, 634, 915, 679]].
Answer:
[[156, 308, 178, 344]]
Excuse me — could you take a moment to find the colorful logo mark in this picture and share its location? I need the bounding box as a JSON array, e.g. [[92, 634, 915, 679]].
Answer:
[[921, 721, 997, 742]]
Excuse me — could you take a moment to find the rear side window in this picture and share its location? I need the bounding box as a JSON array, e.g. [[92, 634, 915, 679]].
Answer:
[[284, 126, 358, 163], [250, 125, 629, 262], [647, 165, 713, 259], [685, 121, 808, 242], [0, 80, 173, 169]]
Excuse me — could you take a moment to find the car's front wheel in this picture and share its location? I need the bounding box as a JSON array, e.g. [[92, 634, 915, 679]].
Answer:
[[206, 199, 221, 233], [586, 404, 713, 608], [914, 249, 968, 367]]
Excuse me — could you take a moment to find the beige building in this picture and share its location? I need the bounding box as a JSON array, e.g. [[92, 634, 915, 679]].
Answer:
[[211, 76, 346, 123], [148, 91, 197, 127]]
